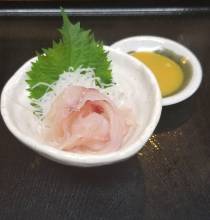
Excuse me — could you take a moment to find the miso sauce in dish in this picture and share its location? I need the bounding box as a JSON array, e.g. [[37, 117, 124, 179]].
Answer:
[[131, 51, 185, 97]]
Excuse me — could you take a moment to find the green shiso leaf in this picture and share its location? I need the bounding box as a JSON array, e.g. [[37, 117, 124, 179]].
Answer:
[[26, 9, 112, 101]]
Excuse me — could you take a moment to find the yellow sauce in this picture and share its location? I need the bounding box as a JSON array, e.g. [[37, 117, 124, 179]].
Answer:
[[132, 51, 184, 97]]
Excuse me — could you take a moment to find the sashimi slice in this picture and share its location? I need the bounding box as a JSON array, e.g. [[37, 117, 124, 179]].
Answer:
[[43, 86, 134, 154]]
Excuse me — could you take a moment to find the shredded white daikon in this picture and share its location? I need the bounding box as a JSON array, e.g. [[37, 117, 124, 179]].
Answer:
[[31, 67, 128, 117]]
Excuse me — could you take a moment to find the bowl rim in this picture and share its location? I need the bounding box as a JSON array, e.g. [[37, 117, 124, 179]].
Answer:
[[111, 35, 203, 106], [1, 46, 162, 167]]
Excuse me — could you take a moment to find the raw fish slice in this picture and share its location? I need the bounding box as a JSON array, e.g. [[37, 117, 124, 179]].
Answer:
[[43, 86, 133, 153]]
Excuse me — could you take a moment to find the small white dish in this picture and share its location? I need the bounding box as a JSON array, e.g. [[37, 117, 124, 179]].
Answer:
[[111, 36, 202, 106], [1, 46, 162, 167]]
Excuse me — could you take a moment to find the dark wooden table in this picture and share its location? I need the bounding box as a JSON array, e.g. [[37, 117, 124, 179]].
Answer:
[[0, 8, 210, 220]]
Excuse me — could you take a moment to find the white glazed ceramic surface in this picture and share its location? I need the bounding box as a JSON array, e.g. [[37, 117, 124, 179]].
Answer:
[[111, 36, 203, 106], [1, 47, 162, 167]]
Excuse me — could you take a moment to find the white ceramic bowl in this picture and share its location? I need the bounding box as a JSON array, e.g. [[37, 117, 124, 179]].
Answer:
[[111, 36, 202, 106], [1, 47, 162, 167]]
